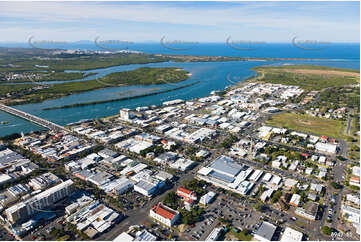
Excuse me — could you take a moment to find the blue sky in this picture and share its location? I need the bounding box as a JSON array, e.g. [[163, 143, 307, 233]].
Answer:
[[0, 1, 359, 43]]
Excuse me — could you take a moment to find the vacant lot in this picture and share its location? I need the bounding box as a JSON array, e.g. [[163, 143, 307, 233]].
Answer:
[[252, 65, 360, 90], [266, 112, 346, 139]]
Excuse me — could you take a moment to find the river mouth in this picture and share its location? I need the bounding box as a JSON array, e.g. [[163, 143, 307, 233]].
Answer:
[[0, 58, 359, 137]]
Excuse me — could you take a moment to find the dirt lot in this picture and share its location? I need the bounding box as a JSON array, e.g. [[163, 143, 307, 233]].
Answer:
[[280, 69, 360, 77]]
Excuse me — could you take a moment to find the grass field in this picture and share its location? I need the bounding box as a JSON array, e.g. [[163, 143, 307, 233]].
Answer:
[[252, 65, 360, 90], [266, 112, 346, 139]]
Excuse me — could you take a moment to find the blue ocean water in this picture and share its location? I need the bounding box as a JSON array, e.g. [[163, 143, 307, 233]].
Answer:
[[0, 43, 359, 137], [1, 42, 360, 61]]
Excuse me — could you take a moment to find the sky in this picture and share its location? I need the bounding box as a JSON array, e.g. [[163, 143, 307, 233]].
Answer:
[[0, 1, 359, 43]]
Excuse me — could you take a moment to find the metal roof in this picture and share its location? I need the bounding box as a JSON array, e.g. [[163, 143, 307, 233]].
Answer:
[[209, 156, 242, 177]]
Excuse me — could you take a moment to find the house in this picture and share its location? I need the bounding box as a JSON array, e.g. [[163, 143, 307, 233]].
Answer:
[[305, 168, 313, 175], [307, 193, 317, 201], [318, 156, 326, 164], [350, 177, 360, 187], [254, 222, 277, 241], [260, 189, 274, 202], [284, 179, 298, 190], [289, 194, 301, 207], [310, 183, 323, 193], [176, 187, 197, 210], [149, 202, 180, 227], [352, 166, 360, 177]]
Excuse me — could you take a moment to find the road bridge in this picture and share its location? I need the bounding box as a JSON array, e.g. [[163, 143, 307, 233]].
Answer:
[[0, 104, 69, 133]]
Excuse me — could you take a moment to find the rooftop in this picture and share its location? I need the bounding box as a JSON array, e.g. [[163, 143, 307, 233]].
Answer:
[[255, 222, 277, 241], [151, 202, 178, 220], [209, 155, 242, 177]]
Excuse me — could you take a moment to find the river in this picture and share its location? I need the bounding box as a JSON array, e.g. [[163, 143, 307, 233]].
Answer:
[[0, 58, 359, 137]]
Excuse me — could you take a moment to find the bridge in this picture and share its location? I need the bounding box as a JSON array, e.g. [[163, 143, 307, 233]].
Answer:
[[0, 104, 70, 133]]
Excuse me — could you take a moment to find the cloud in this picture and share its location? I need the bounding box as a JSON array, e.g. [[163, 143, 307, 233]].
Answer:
[[0, 1, 359, 42]]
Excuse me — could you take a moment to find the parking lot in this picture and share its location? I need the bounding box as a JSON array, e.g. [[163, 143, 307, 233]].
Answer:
[[0, 227, 16, 241]]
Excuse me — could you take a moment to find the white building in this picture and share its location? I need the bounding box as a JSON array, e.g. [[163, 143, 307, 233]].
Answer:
[[200, 191, 216, 205], [342, 205, 360, 224], [119, 109, 135, 121], [134, 178, 165, 197], [169, 158, 195, 171], [205, 227, 223, 241], [280, 227, 303, 242], [289, 194, 301, 207], [254, 222, 277, 241], [315, 142, 337, 154], [149, 202, 179, 227], [5, 180, 74, 224]]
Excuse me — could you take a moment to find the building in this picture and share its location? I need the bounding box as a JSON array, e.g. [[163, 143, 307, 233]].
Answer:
[[342, 205, 360, 224], [315, 142, 337, 154], [134, 177, 165, 197], [149, 202, 180, 227], [208, 155, 242, 177], [289, 194, 301, 207], [101, 177, 134, 195], [280, 227, 303, 242], [260, 189, 274, 202], [119, 109, 135, 121], [176, 187, 197, 201], [176, 187, 197, 211], [197, 156, 257, 196], [200, 191, 216, 205], [205, 227, 223, 241], [154, 171, 173, 181], [295, 201, 319, 220], [114, 232, 134, 242], [349, 177, 360, 187], [28, 173, 61, 190], [169, 158, 195, 171], [254, 222, 277, 241], [6, 180, 74, 224], [134, 229, 157, 241]]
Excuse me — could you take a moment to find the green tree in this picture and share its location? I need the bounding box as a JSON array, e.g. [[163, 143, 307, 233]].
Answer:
[[321, 226, 333, 236]]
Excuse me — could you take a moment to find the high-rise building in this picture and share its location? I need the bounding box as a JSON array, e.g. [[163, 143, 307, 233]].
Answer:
[[5, 179, 74, 224]]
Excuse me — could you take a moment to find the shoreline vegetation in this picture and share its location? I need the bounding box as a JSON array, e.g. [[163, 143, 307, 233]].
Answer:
[[4, 67, 190, 106], [0, 71, 97, 84], [251, 64, 360, 90], [42, 80, 200, 110], [0, 47, 350, 73]]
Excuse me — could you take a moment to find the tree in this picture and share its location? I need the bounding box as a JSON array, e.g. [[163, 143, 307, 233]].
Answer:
[[271, 190, 282, 203], [330, 182, 341, 189], [321, 226, 333, 236], [254, 201, 266, 212], [163, 192, 178, 210]]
